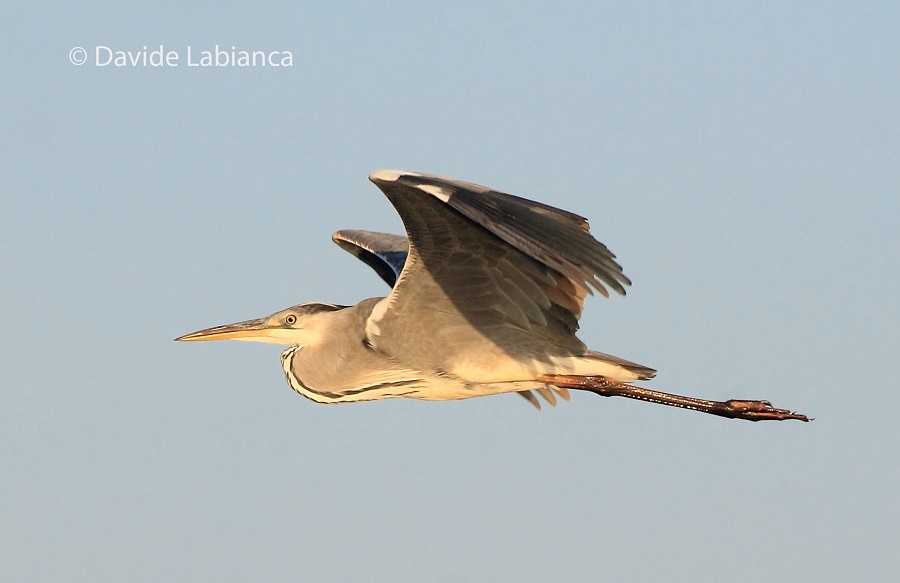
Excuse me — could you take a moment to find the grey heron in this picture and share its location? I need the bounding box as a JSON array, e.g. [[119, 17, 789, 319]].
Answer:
[[177, 169, 808, 422]]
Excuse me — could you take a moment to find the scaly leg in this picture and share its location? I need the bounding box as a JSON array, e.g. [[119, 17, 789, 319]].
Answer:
[[539, 374, 809, 422]]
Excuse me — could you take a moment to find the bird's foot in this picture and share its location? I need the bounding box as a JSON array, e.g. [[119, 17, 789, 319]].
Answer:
[[722, 400, 810, 422]]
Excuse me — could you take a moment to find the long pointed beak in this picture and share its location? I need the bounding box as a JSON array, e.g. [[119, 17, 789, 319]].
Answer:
[[176, 317, 272, 342]]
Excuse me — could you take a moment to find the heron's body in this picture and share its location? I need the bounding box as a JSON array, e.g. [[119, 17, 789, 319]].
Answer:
[[178, 169, 808, 421], [278, 297, 651, 405]]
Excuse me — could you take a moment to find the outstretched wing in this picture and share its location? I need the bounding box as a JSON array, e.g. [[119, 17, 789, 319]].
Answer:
[[364, 169, 631, 381], [332, 229, 408, 287], [334, 228, 564, 408]]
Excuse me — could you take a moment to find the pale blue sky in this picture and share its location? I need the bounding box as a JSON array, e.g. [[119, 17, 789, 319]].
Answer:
[[2, 2, 898, 581]]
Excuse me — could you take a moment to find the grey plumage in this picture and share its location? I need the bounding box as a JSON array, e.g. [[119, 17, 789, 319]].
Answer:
[[177, 169, 809, 422]]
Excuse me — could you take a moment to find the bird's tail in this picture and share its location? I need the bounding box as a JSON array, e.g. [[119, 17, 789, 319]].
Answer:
[[581, 350, 657, 380], [545, 350, 656, 383]]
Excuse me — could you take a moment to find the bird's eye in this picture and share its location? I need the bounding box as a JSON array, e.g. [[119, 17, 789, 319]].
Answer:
[[285, 314, 297, 325]]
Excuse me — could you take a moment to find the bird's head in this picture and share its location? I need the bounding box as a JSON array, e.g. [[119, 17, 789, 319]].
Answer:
[[176, 302, 345, 346]]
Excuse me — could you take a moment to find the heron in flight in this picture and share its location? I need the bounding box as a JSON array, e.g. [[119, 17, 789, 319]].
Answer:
[[178, 170, 808, 422]]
